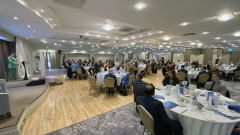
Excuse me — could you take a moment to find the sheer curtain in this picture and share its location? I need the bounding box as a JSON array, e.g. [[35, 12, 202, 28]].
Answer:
[[16, 37, 36, 77], [49, 52, 59, 69], [0, 40, 15, 81]]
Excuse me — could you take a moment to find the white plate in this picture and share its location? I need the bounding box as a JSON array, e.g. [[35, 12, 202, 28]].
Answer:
[[203, 115, 216, 121]]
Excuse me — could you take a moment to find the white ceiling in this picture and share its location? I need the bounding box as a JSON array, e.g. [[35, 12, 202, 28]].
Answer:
[[0, 0, 240, 53]]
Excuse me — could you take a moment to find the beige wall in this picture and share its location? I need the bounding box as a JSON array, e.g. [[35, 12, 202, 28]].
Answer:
[[95, 54, 114, 63]]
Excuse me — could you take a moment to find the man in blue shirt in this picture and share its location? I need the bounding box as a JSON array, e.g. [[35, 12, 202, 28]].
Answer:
[[71, 61, 80, 73]]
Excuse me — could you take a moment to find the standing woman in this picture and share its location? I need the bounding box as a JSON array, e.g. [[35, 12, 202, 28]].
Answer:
[[8, 51, 18, 81], [161, 57, 165, 66], [151, 60, 157, 74], [162, 69, 179, 86]]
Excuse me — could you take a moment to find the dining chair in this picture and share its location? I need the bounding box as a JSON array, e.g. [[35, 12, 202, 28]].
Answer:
[[104, 77, 116, 97], [129, 67, 134, 75], [232, 70, 240, 81], [176, 72, 186, 82], [198, 74, 209, 88], [147, 66, 152, 75], [137, 105, 155, 135], [76, 68, 86, 80], [87, 76, 102, 96]]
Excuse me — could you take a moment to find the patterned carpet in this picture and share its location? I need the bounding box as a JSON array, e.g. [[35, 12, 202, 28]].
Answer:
[[47, 103, 150, 135]]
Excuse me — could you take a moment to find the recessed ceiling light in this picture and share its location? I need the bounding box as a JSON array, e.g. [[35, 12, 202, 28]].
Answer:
[[61, 40, 66, 42], [158, 31, 163, 33], [40, 9, 44, 12], [54, 42, 57, 45], [53, 24, 56, 26], [233, 32, 240, 37], [163, 36, 171, 41], [135, 2, 146, 10], [190, 42, 196, 45], [197, 43, 203, 46], [102, 24, 114, 31], [217, 12, 235, 21], [91, 45, 94, 47], [215, 37, 221, 40], [14, 17, 18, 20], [131, 42, 136, 45], [34, 30, 36, 32], [222, 40, 227, 42], [49, 18, 52, 21], [202, 32, 209, 34], [180, 22, 189, 26], [27, 25, 31, 28]]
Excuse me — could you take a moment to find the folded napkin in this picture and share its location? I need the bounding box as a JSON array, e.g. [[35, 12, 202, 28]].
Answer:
[[224, 101, 240, 106], [163, 101, 178, 109], [153, 94, 165, 99], [228, 105, 240, 113], [214, 110, 240, 120], [119, 75, 125, 77]]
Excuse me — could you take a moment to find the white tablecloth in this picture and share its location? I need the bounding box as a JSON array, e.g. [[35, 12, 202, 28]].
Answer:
[[96, 71, 127, 87], [187, 71, 199, 83], [155, 89, 240, 135], [224, 68, 235, 74]]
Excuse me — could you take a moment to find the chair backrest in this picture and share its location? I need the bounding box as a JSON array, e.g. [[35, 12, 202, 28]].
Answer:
[[87, 76, 96, 86], [129, 68, 134, 75], [235, 70, 240, 77], [199, 74, 210, 83], [128, 74, 135, 85], [76, 68, 82, 74], [104, 77, 115, 88], [0, 79, 7, 93], [147, 66, 151, 73], [137, 105, 155, 135], [176, 72, 186, 81], [192, 65, 196, 68]]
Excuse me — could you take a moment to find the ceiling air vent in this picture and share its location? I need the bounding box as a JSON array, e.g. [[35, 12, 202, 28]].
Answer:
[[182, 33, 196, 36], [117, 27, 136, 32], [53, 0, 87, 9]]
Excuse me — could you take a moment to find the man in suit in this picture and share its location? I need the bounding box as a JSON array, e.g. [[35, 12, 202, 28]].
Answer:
[[178, 65, 188, 80], [104, 68, 117, 86], [132, 72, 147, 102], [136, 84, 183, 135], [207, 61, 212, 71], [8, 51, 18, 81], [205, 72, 227, 96]]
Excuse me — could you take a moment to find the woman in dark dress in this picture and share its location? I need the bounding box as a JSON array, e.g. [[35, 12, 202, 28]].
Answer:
[[151, 60, 157, 74], [162, 69, 179, 86]]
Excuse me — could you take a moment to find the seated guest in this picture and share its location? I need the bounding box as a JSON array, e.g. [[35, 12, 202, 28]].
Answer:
[[79, 62, 86, 74], [71, 61, 80, 74], [176, 60, 181, 66], [133, 65, 138, 76], [227, 63, 240, 80], [196, 60, 199, 68], [192, 66, 208, 87], [104, 68, 117, 86], [136, 84, 183, 135], [86, 60, 92, 66], [144, 61, 151, 73], [120, 73, 130, 96], [207, 61, 212, 71], [104, 62, 111, 71], [170, 62, 176, 69], [162, 63, 168, 76], [217, 60, 226, 78], [162, 69, 179, 86], [178, 65, 188, 80], [88, 63, 96, 76], [132, 72, 148, 102], [67, 60, 72, 78], [205, 72, 227, 96], [62, 59, 68, 68], [191, 60, 197, 68], [117, 63, 124, 70]]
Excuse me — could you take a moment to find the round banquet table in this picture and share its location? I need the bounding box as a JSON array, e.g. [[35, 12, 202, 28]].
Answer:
[[96, 71, 127, 87], [84, 66, 90, 70], [155, 88, 240, 135], [187, 71, 199, 84], [224, 68, 235, 75]]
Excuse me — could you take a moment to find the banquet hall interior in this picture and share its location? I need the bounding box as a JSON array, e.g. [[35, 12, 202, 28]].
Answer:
[[1, 0, 240, 135]]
